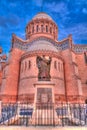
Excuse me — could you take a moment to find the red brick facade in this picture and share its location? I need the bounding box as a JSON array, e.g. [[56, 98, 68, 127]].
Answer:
[[0, 71, 2, 91], [0, 12, 87, 103]]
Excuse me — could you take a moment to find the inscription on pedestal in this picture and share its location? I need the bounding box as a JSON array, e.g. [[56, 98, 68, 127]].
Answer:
[[37, 88, 52, 103]]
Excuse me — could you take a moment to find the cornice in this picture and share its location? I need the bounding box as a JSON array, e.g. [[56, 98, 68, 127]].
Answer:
[[26, 18, 57, 28], [20, 50, 64, 62], [12, 33, 87, 54]]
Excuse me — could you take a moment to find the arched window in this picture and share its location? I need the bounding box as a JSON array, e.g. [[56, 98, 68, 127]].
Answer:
[[85, 99, 87, 104], [41, 25, 44, 32], [50, 27, 52, 33], [85, 80, 87, 84], [84, 52, 87, 64], [3, 70, 6, 77], [29, 26, 31, 33], [58, 62, 60, 71], [21, 63, 24, 72], [36, 25, 38, 32], [61, 64, 63, 71], [25, 61, 27, 70], [54, 61, 57, 69], [28, 60, 31, 69], [46, 25, 48, 32], [32, 26, 34, 33]]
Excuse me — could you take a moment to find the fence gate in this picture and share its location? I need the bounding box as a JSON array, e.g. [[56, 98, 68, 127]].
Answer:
[[35, 103, 55, 126]]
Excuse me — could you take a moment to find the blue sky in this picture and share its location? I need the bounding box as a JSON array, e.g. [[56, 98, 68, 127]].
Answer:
[[0, 0, 87, 54]]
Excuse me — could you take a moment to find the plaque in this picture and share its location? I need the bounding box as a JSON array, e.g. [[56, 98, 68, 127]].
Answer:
[[37, 88, 52, 103]]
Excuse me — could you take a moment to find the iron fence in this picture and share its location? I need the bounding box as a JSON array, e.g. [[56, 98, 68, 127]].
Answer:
[[0, 102, 87, 126]]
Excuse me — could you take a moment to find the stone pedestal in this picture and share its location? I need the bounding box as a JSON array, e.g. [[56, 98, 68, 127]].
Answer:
[[34, 81, 55, 104], [32, 81, 59, 125]]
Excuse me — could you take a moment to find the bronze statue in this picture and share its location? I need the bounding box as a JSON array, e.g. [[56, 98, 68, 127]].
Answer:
[[36, 56, 52, 81]]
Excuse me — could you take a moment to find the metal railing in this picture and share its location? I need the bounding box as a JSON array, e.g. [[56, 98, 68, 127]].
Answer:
[[0, 102, 87, 126]]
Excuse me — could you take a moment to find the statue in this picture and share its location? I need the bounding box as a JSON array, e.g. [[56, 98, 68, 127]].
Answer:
[[36, 56, 52, 81]]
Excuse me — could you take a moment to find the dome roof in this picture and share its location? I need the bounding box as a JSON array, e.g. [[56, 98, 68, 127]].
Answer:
[[27, 39, 58, 52], [33, 12, 53, 21]]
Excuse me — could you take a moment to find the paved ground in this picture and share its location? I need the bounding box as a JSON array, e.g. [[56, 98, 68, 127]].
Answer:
[[0, 126, 87, 130]]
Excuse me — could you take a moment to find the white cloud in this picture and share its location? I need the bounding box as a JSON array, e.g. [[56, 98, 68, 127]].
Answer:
[[33, 0, 43, 7], [9, 3, 17, 7], [82, 8, 87, 14], [45, 1, 68, 14], [59, 23, 87, 42], [44, 1, 70, 23]]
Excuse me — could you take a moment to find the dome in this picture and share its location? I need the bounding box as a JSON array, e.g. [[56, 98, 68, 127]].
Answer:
[[26, 12, 58, 40], [27, 39, 58, 52], [33, 12, 53, 21]]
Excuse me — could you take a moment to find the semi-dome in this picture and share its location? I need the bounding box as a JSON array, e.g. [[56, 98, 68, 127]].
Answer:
[[33, 12, 53, 21], [27, 39, 58, 52]]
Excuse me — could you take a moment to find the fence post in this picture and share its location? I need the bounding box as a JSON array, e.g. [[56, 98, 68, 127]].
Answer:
[[17, 101, 20, 125], [17, 101, 20, 116]]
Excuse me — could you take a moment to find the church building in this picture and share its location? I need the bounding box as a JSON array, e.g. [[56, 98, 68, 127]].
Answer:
[[0, 12, 87, 104]]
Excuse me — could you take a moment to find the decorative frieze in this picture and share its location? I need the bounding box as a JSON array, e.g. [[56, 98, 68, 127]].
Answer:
[[59, 40, 70, 50], [12, 36, 71, 52], [72, 44, 87, 53], [12, 34, 87, 54]]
